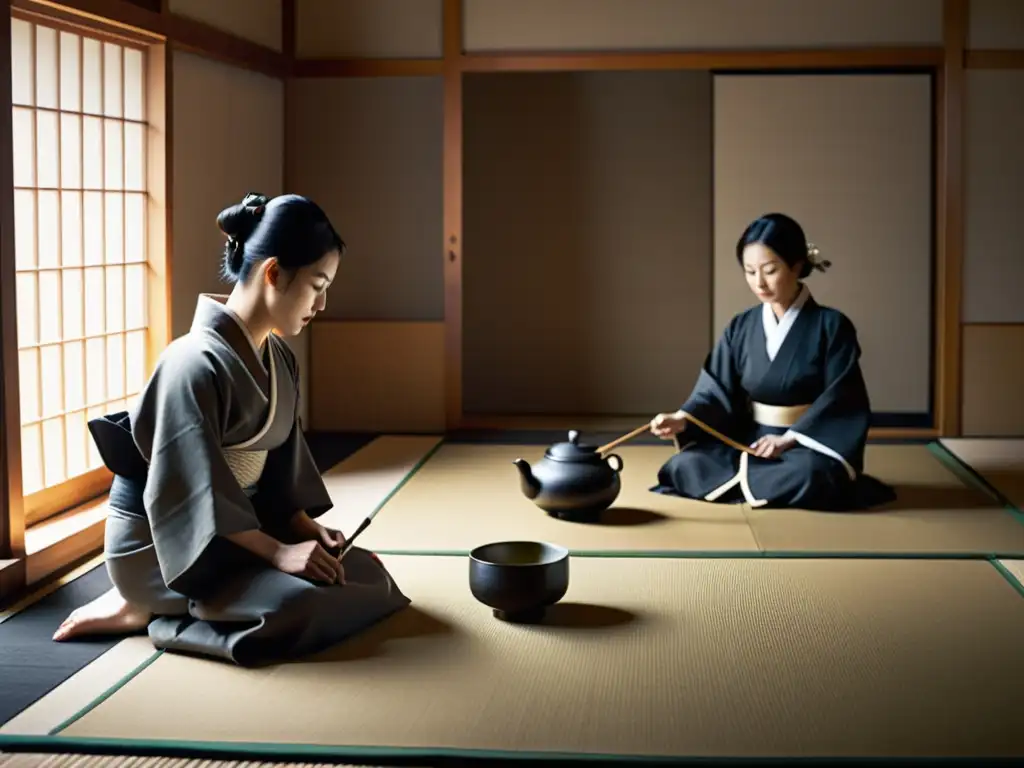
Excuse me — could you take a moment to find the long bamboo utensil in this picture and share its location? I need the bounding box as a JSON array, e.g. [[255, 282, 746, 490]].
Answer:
[[679, 412, 759, 456], [596, 413, 758, 457], [596, 424, 650, 455]]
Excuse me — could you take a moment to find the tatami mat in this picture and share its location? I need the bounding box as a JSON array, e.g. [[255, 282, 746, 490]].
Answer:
[[0, 638, 156, 736], [26, 555, 1024, 760], [743, 443, 1024, 555], [341, 442, 760, 554], [316, 435, 442, 535], [329, 441, 1024, 557], [940, 438, 1024, 509]]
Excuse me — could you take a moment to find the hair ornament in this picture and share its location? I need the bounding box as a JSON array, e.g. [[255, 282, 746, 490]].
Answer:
[[806, 242, 832, 272], [242, 191, 268, 219]]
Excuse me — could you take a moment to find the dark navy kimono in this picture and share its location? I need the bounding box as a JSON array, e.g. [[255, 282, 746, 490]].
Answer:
[[653, 286, 895, 511]]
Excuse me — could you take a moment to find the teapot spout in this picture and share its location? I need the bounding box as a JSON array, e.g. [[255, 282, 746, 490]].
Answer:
[[513, 458, 540, 500]]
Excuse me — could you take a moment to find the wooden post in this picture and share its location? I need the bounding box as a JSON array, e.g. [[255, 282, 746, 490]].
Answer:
[[442, 0, 463, 430]]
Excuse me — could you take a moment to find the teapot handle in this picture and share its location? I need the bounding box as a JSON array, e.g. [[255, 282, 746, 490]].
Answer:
[[605, 453, 624, 473]]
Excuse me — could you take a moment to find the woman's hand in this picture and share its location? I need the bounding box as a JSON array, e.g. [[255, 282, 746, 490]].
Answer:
[[315, 524, 346, 551], [650, 410, 689, 439], [750, 433, 796, 459], [290, 511, 346, 552], [273, 540, 345, 585], [225, 527, 345, 584]]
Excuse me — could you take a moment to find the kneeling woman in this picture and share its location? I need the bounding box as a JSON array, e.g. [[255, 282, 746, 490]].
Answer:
[[650, 213, 894, 512], [53, 193, 410, 665]]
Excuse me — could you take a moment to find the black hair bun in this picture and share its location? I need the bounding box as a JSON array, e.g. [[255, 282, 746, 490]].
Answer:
[[217, 192, 269, 241], [218, 192, 269, 281]]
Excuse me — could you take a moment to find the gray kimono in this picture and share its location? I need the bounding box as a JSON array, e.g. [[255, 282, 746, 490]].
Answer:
[[90, 295, 410, 666]]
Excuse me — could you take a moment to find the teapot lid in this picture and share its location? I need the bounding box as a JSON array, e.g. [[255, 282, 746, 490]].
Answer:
[[544, 430, 599, 461]]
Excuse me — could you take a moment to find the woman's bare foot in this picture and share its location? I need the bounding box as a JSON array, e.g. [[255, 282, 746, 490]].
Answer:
[[52, 587, 151, 641]]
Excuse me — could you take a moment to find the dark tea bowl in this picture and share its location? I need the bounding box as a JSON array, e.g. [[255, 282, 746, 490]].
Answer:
[[469, 541, 570, 623]]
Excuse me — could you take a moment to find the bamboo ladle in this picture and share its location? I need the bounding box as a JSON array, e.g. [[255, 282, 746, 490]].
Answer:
[[596, 413, 758, 456]]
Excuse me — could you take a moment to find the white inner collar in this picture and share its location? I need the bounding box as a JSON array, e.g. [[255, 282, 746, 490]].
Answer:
[[762, 284, 810, 362]]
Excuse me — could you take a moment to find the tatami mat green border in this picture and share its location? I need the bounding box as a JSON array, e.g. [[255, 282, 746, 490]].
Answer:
[[44, 650, 166, 736], [360, 435, 446, 520], [370, 548, 1024, 560], [1, 733, 1021, 766]]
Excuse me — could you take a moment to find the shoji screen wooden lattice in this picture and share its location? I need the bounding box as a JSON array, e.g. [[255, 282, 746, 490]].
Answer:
[[11, 17, 149, 523]]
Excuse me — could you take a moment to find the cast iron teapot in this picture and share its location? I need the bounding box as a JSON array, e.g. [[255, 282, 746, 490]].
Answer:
[[513, 430, 624, 522]]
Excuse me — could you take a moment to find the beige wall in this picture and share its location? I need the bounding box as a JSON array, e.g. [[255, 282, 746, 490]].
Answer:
[[169, 0, 283, 52], [462, 0, 943, 52], [964, 70, 1024, 324], [170, 52, 293, 415], [308, 322, 445, 433], [462, 71, 712, 416], [295, 0, 442, 58], [285, 74, 443, 431], [961, 326, 1024, 436], [961, 64, 1024, 435], [713, 74, 934, 416], [286, 76, 444, 322], [968, 0, 1024, 49]]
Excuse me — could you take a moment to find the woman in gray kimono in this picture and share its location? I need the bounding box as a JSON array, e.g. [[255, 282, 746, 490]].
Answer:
[[52, 193, 411, 666]]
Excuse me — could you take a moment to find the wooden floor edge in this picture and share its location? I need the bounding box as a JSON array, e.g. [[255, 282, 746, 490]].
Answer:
[[0, 560, 28, 611], [0, 553, 103, 623], [25, 521, 105, 587]]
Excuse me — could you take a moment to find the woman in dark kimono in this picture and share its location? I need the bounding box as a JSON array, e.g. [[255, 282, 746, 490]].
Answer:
[[52, 193, 410, 665], [650, 213, 895, 511]]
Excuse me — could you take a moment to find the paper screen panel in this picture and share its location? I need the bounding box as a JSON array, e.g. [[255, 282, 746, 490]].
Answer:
[[286, 76, 444, 322], [712, 73, 934, 416], [963, 70, 1024, 324], [170, 50, 284, 338], [461, 70, 713, 416], [170, 51, 285, 413]]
